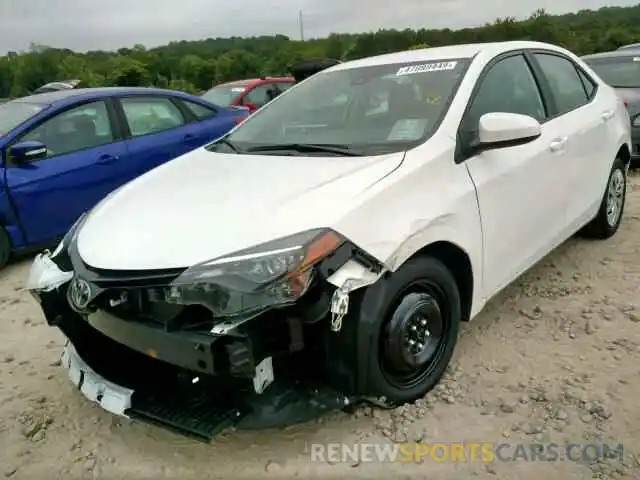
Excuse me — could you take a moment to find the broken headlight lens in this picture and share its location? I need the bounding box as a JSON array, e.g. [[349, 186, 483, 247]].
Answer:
[[165, 228, 344, 318]]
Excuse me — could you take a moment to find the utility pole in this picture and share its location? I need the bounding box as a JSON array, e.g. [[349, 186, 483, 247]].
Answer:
[[299, 10, 304, 41]]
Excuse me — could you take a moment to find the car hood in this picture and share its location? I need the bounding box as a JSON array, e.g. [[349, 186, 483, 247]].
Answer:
[[77, 148, 404, 270]]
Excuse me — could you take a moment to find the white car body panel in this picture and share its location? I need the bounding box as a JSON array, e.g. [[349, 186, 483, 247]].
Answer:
[[77, 150, 405, 270], [73, 40, 631, 322]]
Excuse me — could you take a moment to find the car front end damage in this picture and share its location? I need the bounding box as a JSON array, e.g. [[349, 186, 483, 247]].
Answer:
[[27, 218, 386, 441]]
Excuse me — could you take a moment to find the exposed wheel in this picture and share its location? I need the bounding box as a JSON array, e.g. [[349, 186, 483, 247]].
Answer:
[[360, 256, 461, 405], [0, 227, 11, 270], [581, 156, 626, 239]]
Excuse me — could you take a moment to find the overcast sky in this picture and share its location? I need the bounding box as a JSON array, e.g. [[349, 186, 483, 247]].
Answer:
[[0, 0, 636, 54]]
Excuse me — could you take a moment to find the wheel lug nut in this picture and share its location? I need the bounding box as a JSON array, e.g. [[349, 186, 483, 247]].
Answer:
[[411, 325, 417, 331], [421, 319, 427, 326], [409, 339, 415, 345]]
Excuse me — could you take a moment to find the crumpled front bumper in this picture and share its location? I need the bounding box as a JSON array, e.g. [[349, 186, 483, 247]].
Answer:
[[27, 251, 352, 441]]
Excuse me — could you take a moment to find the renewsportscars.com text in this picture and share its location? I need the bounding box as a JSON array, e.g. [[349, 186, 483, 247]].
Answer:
[[310, 442, 624, 463]]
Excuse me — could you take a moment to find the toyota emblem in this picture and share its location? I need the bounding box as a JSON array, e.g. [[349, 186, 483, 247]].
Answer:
[[69, 277, 93, 310]]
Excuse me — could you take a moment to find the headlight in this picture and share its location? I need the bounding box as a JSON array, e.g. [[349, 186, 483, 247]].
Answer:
[[633, 114, 640, 127], [166, 228, 344, 318]]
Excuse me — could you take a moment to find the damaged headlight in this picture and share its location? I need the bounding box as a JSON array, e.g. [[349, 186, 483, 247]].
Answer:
[[165, 228, 344, 318]]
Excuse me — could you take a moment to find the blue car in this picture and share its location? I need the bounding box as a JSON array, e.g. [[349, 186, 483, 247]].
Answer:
[[0, 87, 248, 268]]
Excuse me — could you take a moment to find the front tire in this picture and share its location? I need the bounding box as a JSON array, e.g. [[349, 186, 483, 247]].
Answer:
[[360, 256, 461, 405], [581, 156, 626, 240]]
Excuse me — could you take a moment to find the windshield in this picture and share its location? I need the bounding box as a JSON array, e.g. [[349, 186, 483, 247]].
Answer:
[[583, 56, 640, 88], [0, 101, 48, 137], [201, 84, 247, 107], [221, 58, 470, 156]]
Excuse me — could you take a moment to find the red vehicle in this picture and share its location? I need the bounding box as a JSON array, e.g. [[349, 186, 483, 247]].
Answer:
[[201, 76, 295, 113]]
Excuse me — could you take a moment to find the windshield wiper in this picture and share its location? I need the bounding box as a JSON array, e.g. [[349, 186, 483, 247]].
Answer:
[[245, 143, 362, 156], [208, 137, 242, 153]]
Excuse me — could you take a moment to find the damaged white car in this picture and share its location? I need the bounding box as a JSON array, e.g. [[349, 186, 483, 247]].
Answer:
[[27, 41, 630, 441]]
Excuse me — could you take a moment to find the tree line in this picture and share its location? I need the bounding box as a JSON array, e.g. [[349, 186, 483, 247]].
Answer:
[[2, 4, 640, 98]]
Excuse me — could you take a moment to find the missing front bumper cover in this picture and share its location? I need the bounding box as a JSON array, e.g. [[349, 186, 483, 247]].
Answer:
[[59, 336, 349, 442]]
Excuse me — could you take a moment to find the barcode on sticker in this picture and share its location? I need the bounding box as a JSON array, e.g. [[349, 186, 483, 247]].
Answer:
[[396, 61, 457, 76]]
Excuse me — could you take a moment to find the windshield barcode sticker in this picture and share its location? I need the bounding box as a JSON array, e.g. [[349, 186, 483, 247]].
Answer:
[[396, 61, 457, 76]]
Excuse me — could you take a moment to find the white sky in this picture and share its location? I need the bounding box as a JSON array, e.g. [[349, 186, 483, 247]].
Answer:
[[0, 0, 636, 53]]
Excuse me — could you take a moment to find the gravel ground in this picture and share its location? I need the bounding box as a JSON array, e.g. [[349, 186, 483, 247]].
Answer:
[[1, 174, 640, 479]]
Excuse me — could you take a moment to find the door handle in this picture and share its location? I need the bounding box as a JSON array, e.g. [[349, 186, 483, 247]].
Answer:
[[549, 137, 567, 152], [97, 154, 118, 164], [601, 110, 614, 121]]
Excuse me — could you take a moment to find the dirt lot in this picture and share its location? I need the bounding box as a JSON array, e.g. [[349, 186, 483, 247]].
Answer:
[[1, 174, 640, 479]]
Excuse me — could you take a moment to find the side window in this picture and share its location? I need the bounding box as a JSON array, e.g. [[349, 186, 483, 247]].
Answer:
[[243, 85, 272, 109], [534, 53, 589, 114], [18, 101, 114, 160], [120, 97, 186, 137], [578, 68, 597, 99], [181, 99, 217, 120], [464, 54, 546, 135], [276, 82, 294, 92]]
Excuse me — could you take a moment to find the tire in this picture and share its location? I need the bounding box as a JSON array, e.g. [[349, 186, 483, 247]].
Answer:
[[357, 256, 462, 405], [581, 156, 627, 240], [0, 227, 11, 270]]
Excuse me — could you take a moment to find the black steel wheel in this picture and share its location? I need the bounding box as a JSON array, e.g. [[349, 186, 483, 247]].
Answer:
[[356, 255, 462, 405], [380, 287, 450, 391]]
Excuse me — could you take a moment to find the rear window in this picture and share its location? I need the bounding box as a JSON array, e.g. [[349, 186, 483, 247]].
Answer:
[[0, 101, 48, 137], [583, 55, 640, 88], [201, 84, 247, 107]]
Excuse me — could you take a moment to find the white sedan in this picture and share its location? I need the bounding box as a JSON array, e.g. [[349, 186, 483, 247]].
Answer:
[[27, 40, 630, 439]]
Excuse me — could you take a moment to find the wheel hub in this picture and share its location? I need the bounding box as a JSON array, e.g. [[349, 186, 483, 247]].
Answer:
[[606, 168, 624, 227], [382, 292, 444, 374]]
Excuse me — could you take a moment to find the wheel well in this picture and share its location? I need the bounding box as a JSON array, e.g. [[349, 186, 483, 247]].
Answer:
[[618, 144, 631, 166], [413, 241, 474, 322]]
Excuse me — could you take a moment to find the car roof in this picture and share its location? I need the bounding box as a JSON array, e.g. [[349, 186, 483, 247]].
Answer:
[[582, 49, 640, 60], [618, 43, 640, 50], [214, 77, 295, 88], [327, 41, 573, 72], [11, 87, 197, 106]]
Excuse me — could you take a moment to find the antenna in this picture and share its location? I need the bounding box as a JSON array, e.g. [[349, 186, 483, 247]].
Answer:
[[299, 10, 304, 41]]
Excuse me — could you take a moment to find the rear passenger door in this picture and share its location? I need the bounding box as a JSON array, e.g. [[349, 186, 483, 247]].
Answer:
[[459, 52, 572, 298], [115, 95, 199, 179], [529, 51, 608, 226]]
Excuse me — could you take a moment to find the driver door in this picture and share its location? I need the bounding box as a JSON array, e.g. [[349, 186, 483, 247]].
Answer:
[[4, 99, 128, 245], [460, 52, 572, 298]]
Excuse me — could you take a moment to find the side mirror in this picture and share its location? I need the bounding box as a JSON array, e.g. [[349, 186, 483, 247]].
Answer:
[[476, 112, 541, 151], [9, 140, 48, 164]]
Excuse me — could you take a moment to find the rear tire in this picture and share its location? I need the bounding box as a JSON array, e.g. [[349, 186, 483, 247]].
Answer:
[[0, 227, 11, 270], [581, 156, 626, 240]]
